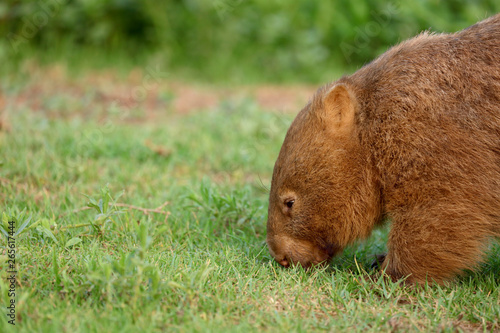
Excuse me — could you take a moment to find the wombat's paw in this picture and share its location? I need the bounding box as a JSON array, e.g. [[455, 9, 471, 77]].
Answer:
[[371, 254, 386, 270]]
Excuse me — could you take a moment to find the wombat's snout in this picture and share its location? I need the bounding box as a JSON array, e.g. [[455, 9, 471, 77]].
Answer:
[[267, 234, 332, 269], [267, 235, 294, 268], [276, 257, 290, 268], [266, 235, 286, 266]]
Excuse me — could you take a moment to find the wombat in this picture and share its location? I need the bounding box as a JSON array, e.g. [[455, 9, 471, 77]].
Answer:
[[266, 14, 500, 284]]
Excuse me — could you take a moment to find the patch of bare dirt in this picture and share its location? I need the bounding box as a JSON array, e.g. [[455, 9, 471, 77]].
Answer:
[[4, 63, 317, 122]]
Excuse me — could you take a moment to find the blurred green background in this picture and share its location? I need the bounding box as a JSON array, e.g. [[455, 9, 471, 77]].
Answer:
[[1, 0, 499, 83]]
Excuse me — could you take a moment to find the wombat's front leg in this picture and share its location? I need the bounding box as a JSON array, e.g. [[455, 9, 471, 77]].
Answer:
[[380, 204, 489, 284]]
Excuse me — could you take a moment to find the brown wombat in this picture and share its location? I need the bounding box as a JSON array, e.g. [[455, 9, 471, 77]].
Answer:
[[266, 14, 500, 284]]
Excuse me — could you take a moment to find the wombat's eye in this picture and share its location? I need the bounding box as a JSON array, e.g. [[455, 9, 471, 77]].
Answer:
[[285, 200, 295, 208]]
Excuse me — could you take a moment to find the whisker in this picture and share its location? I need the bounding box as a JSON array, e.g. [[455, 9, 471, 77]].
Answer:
[[257, 173, 270, 193]]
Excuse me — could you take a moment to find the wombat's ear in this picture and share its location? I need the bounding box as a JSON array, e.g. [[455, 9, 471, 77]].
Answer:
[[321, 84, 356, 132]]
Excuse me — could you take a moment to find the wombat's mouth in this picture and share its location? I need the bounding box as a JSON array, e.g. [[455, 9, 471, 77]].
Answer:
[[279, 249, 333, 269], [267, 235, 339, 269], [301, 244, 339, 268]]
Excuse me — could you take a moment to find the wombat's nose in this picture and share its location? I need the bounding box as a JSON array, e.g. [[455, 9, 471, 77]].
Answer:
[[278, 258, 289, 268]]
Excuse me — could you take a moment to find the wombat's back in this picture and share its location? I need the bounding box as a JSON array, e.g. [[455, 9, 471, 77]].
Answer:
[[344, 14, 500, 235], [349, 13, 500, 131]]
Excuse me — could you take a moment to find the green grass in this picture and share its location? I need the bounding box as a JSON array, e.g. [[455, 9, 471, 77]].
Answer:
[[1, 77, 499, 332]]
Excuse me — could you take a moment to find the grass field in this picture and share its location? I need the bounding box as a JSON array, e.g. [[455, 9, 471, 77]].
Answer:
[[1, 67, 499, 332]]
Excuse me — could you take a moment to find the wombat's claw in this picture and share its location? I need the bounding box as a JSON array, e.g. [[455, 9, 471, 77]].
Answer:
[[371, 254, 386, 269]]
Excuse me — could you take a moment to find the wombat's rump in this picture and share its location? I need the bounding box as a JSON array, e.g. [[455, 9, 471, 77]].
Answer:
[[266, 14, 500, 284]]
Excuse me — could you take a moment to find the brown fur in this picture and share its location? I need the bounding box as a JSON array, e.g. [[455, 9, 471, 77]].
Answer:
[[267, 14, 500, 284]]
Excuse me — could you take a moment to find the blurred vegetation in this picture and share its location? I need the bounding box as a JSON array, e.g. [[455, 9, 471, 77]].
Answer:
[[1, 0, 499, 83]]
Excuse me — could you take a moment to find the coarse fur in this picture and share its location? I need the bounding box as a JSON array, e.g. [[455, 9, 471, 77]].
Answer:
[[266, 14, 500, 284]]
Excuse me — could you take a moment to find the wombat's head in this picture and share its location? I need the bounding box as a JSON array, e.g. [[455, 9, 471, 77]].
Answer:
[[267, 84, 381, 269]]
